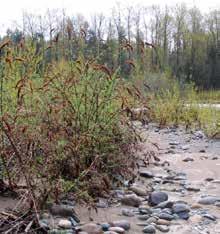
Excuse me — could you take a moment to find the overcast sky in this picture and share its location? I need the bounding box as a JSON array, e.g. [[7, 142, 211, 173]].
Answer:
[[0, 0, 219, 34]]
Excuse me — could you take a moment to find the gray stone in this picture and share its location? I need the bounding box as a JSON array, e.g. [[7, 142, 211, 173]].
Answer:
[[80, 223, 103, 234], [174, 173, 187, 180], [148, 192, 168, 206], [176, 172, 187, 177], [177, 211, 190, 220], [121, 194, 142, 207], [161, 179, 175, 184], [143, 225, 156, 233], [96, 199, 108, 208], [155, 225, 170, 232], [156, 219, 171, 226], [212, 156, 218, 160], [111, 220, 130, 230], [104, 232, 118, 234], [156, 201, 174, 209], [150, 208, 162, 214], [205, 178, 214, 182], [137, 215, 151, 221], [137, 223, 149, 226], [203, 219, 212, 225], [215, 201, 220, 207], [130, 185, 148, 196], [61, 200, 76, 207], [213, 180, 220, 184], [139, 206, 152, 215], [181, 145, 190, 150], [194, 131, 205, 139], [109, 227, 125, 233], [184, 185, 200, 192], [39, 219, 49, 230], [153, 177, 162, 183], [121, 208, 135, 217], [199, 149, 206, 153], [158, 213, 174, 221], [146, 217, 158, 224], [113, 190, 125, 199], [139, 170, 154, 178], [49, 204, 79, 222], [169, 141, 179, 146], [58, 219, 72, 229], [172, 213, 179, 219], [48, 230, 74, 234], [202, 214, 217, 221], [182, 157, 194, 162], [198, 196, 220, 205], [172, 203, 190, 213], [101, 223, 110, 231], [69, 217, 78, 227], [166, 149, 175, 154], [162, 208, 172, 214]]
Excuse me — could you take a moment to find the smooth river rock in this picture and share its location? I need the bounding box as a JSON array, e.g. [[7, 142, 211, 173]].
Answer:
[[158, 213, 174, 221], [111, 220, 130, 230], [198, 196, 220, 205], [143, 225, 156, 233], [58, 219, 72, 229], [121, 194, 142, 207], [80, 223, 103, 234], [130, 185, 148, 196], [172, 203, 190, 213], [139, 170, 154, 178], [108, 227, 125, 233], [148, 191, 168, 206], [156, 225, 170, 232], [121, 208, 135, 217]]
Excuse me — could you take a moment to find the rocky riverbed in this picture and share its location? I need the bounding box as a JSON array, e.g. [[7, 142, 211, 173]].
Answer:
[[72, 124, 220, 234], [1, 123, 220, 234]]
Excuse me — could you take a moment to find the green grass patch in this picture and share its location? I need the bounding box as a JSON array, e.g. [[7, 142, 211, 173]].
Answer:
[[197, 90, 220, 104], [149, 83, 220, 137]]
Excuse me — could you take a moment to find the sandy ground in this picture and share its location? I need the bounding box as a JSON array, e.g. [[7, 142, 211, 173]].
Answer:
[[75, 124, 220, 233]]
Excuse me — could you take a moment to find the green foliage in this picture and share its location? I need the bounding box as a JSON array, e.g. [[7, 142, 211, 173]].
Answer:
[[150, 81, 220, 136], [0, 40, 140, 210], [1, 5, 220, 88], [150, 83, 184, 126], [197, 90, 220, 104]]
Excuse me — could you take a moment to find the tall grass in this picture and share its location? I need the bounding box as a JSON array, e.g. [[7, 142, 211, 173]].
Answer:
[[149, 81, 220, 137], [0, 38, 142, 218], [197, 90, 220, 104]]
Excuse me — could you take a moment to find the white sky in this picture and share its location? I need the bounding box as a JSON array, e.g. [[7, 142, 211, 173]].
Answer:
[[0, 0, 219, 35]]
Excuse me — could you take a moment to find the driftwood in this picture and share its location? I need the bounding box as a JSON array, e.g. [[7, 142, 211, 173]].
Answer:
[[0, 210, 40, 234]]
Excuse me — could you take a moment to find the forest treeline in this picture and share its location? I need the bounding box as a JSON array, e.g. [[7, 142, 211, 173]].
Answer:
[[1, 4, 220, 88]]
